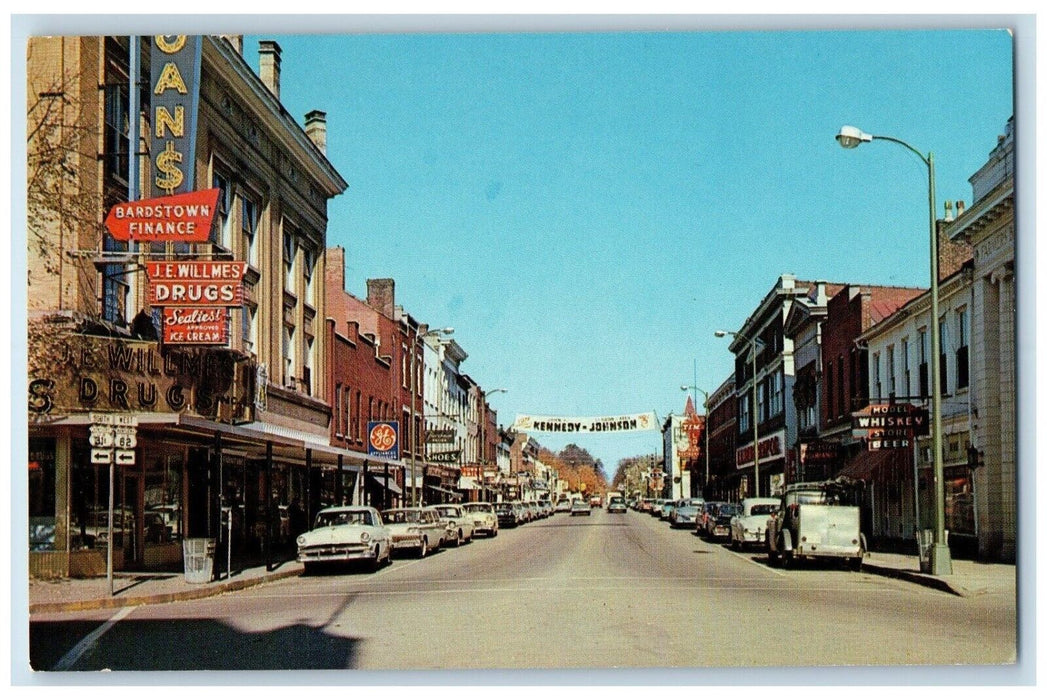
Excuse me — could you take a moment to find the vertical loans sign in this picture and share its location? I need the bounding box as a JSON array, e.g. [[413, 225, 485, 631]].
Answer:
[[150, 35, 202, 197]]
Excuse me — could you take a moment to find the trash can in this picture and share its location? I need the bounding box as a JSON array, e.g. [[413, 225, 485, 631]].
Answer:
[[182, 538, 215, 584]]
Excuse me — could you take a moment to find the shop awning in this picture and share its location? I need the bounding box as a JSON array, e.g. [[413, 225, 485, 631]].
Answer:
[[370, 475, 403, 495], [458, 476, 481, 491], [837, 449, 899, 480]]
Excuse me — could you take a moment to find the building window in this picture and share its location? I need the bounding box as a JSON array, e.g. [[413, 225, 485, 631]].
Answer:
[[837, 355, 845, 417], [103, 81, 130, 181], [902, 337, 911, 398], [241, 195, 259, 267], [825, 359, 835, 419], [918, 328, 929, 398], [770, 370, 783, 418], [283, 324, 296, 388], [303, 335, 314, 395], [211, 170, 233, 250], [938, 317, 949, 395], [957, 308, 969, 389], [738, 394, 750, 434], [872, 352, 881, 400], [283, 227, 297, 292], [887, 345, 896, 397], [241, 303, 257, 353], [303, 247, 316, 306]]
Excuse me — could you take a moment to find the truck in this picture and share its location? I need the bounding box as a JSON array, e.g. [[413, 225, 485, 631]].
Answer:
[[764, 480, 866, 570]]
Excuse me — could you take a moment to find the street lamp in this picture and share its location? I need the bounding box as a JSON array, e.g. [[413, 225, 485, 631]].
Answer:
[[410, 326, 453, 506], [715, 329, 765, 498], [835, 124, 952, 575], [680, 383, 710, 498]]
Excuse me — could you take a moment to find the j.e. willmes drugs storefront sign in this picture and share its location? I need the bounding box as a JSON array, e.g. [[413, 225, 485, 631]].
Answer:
[[28, 318, 254, 424]]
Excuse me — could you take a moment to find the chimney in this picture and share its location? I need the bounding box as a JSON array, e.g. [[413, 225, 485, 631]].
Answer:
[[221, 35, 243, 54], [366, 278, 396, 317], [305, 110, 327, 155], [258, 40, 282, 99], [944, 200, 954, 222], [956, 200, 965, 218]]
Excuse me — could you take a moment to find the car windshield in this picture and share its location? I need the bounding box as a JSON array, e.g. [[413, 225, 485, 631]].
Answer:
[[718, 504, 741, 516], [750, 504, 777, 516], [677, 506, 698, 515], [315, 510, 373, 527], [436, 507, 458, 517], [383, 509, 422, 524], [494, 504, 512, 513], [464, 504, 492, 513]]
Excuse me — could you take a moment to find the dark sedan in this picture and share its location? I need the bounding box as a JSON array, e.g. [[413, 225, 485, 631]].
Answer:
[[494, 502, 522, 528]]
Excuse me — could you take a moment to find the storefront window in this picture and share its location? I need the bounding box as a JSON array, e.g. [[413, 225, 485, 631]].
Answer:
[[69, 445, 132, 551], [144, 454, 183, 543], [28, 438, 56, 550], [945, 472, 975, 536]]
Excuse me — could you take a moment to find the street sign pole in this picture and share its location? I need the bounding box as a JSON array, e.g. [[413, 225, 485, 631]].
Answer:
[[107, 450, 115, 596]]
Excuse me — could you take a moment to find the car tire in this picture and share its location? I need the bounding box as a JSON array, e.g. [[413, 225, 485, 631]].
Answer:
[[491, 528, 498, 537], [849, 556, 862, 572], [418, 538, 428, 558], [453, 530, 462, 547]]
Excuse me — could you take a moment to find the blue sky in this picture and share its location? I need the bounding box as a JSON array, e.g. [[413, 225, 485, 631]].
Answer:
[[242, 28, 1014, 472]]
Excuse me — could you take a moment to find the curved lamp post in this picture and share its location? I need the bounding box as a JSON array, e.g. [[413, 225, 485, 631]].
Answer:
[[715, 329, 765, 497], [836, 125, 952, 575]]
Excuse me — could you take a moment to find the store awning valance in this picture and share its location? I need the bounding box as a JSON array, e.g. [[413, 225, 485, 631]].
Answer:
[[837, 449, 899, 481], [458, 476, 481, 490], [370, 475, 403, 495]]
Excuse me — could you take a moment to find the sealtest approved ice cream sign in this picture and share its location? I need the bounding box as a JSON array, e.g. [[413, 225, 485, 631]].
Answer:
[[146, 261, 247, 345]]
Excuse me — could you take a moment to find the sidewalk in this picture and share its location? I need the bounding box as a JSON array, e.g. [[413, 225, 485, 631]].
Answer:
[[29, 557, 304, 615], [29, 549, 1015, 615]]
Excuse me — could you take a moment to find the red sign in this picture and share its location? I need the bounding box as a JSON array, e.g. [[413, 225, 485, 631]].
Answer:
[[105, 189, 220, 242], [162, 307, 228, 345], [147, 261, 246, 307]]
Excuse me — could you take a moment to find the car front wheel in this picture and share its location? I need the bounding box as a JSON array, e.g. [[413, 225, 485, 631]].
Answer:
[[418, 538, 428, 558]]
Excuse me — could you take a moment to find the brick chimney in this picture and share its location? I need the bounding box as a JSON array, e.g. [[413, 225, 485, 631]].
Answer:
[[367, 278, 396, 317], [259, 40, 282, 99], [305, 110, 327, 155]]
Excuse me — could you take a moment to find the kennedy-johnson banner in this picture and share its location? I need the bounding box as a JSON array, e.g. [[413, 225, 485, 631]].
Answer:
[[512, 412, 657, 434]]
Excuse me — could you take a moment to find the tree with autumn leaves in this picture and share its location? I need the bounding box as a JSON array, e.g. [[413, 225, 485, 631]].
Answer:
[[539, 444, 608, 495]]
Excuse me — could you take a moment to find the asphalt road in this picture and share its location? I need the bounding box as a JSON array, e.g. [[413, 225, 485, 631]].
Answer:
[[29, 508, 1016, 672]]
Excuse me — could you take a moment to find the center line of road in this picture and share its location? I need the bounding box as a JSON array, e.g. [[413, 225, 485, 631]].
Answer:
[[53, 605, 137, 671]]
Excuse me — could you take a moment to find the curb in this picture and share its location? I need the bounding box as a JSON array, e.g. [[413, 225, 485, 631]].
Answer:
[[29, 566, 303, 615], [861, 562, 967, 597]]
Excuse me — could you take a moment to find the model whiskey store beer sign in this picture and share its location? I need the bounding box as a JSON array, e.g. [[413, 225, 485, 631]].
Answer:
[[851, 403, 930, 450]]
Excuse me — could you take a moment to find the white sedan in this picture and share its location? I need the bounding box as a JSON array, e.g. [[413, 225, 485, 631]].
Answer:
[[383, 507, 446, 557], [296, 506, 392, 572], [462, 501, 499, 537], [431, 504, 475, 546], [729, 497, 781, 550]]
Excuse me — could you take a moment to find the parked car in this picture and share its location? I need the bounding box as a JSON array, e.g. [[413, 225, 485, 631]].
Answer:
[[570, 499, 592, 516], [494, 501, 523, 528], [607, 495, 627, 513], [589, 495, 602, 508], [555, 499, 572, 513], [431, 504, 475, 547], [296, 506, 392, 572], [697, 501, 726, 535], [729, 497, 780, 550], [382, 507, 445, 558], [659, 500, 676, 521], [462, 501, 499, 537], [765, 481, 866, 570], [670, 504, 701, 528], [706, 502, 741, 540], [647, 499, 665, 516], [538, 499, 554, 517]]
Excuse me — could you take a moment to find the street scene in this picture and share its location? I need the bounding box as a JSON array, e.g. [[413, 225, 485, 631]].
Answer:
[[17, 19, 1024, 682]]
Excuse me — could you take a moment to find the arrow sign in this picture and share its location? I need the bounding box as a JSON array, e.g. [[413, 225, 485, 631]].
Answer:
[[104, 188, 220, 243], [91, 448, 113, 465]]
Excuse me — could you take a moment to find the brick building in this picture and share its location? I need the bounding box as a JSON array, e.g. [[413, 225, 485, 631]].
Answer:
[[26, 36, 347, 577]]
